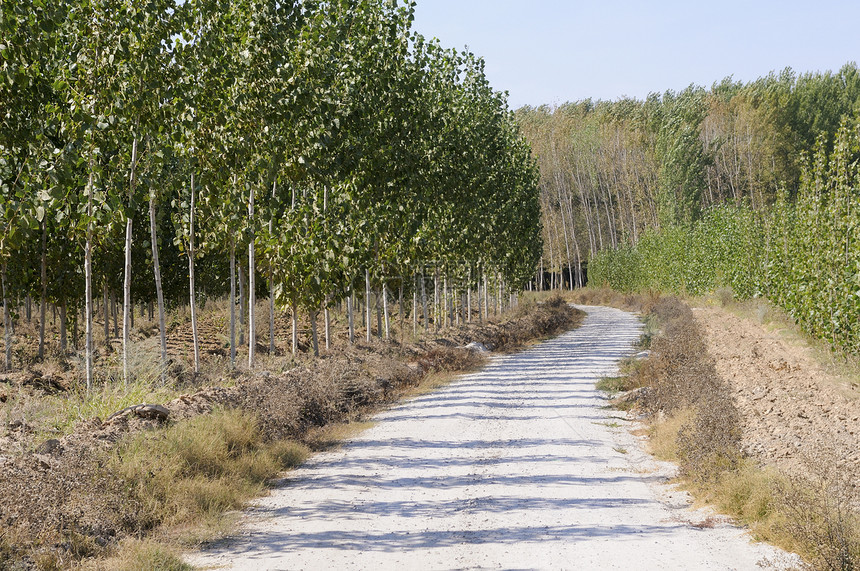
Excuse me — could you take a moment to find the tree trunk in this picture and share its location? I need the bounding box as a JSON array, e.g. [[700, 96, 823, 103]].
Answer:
[[122, 214, 133, 385], [365, 269, 372, 343], [103, 285, 110, 349], [269, 273, 275, 355], [248, 184, 255, 370], [447, 279, 454, 326], [229, 242, 236, 368], [122, 136, 137, 386], [309, 309, 319, 357], [39, 222, 47, 360], [382, 281, 390, 340], [375, 291, 382, 340], [239, 263, 246, 346], [467, 286, 472, 324], [442, 275, 448, 328], [421, 271, 428, 333], [84, 169, 94, 391], [268, 179, 276, 355], [347, 289, 355, 345], [59, 300, 67, 353], [188, 172, 200, 375], [111, 290, 118, 339], [324, 299, 331, 351], [412, 273, 418, 338], [291, 302, 298, 355], [482, 271, 489, 321], [2, 264, 11, 372], [398, 284, 404, 344], [433, 269, 440, 332], [497, 273, 502, 315]]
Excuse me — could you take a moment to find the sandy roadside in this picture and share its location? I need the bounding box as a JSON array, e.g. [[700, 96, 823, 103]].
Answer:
[[187, 305, 800, 570]]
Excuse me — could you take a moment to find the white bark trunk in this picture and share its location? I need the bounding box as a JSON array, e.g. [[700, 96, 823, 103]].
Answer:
[[149, 194, 168, 382], [2, 264, 11, 372], [269, 279, 275, 354], [103, 285, 109, 348], [229, 243, 236, 368], [421, 271, 428, 333], [85, 168, 94, 391], [310, 309, 319, 357], [122, 215, 132, 384], [248, 185, 255, 370], [59, 300, 67, 352], [382, 281, 390, 340], [482, 271, 488, 322], [324, 301, 331, 351], [365, 269, 372, 343], [291, 303, 298, 355], [412, 273, 418, 338], [398, 284, 404, 344], [467, 285, 472, 324], [433, 269, 440, 332], [188, 172, 200, 374], [122, 136, 137, 386], [347, 289, 355, 345], [239, 263, 246, 346], [39, 222, 46, 360]]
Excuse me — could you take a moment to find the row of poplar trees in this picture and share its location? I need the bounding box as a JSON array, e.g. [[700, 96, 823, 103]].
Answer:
[[0, 0, 543, 388], [518, 64, 860, 288]]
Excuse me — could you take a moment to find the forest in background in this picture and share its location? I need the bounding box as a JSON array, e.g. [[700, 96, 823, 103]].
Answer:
[[521, 63, 860, 353]]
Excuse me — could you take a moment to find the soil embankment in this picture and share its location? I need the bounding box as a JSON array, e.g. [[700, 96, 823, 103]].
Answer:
[[694, 306, 860, 477]]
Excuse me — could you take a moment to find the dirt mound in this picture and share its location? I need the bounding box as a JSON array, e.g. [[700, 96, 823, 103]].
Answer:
[[694, 306, 860, 476]]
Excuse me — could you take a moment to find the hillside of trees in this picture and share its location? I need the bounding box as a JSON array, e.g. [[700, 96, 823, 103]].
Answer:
[[0, 0, 542, 387], [521, 63, 860, 353]]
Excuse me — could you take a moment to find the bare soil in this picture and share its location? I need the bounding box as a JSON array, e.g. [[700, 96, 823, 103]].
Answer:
[[693, 305, 860, 478]]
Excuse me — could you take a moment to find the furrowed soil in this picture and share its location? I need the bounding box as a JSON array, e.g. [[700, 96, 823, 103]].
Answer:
[[693, 304, 860, 479]]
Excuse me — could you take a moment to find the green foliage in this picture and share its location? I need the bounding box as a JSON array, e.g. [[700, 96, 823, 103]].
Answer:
[[0, 0, 543, 347], [593, 117, 860, 355]]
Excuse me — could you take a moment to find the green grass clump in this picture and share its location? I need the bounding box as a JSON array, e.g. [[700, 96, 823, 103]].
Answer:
[[595, 376, 630, 394]]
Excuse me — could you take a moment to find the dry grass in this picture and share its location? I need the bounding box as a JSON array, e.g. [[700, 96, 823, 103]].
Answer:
[[619, 292, 860, 570], [109, 408, 308, 531], [78, 539, 192, 571], [647, 407, 695, 463]]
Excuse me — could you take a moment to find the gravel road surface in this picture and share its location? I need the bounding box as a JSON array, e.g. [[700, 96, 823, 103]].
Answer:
[[189, 305, 799, 570]]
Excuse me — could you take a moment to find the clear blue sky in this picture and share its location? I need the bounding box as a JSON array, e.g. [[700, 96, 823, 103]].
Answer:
[[411, 0, 860, 109]]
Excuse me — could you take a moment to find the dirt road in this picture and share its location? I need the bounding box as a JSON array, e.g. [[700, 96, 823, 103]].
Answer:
[[188, 306, 797, 570]]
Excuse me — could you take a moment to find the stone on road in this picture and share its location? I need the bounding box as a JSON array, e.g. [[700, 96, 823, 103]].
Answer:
[[188, 305, 797, 570]]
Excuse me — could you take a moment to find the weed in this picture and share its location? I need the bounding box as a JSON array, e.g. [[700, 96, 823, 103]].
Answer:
[[595, 376, 629, 394], [715, 287, 735, 307], [80, 539, 193, 571], [647, 408, 694, 463], [110, 409, 292, 529], [775, 460, 860, 570]]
